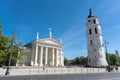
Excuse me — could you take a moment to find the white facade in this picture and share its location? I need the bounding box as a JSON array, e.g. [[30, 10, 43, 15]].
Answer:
[[86, 9, 108, 67], [17, 31, 64, 67]]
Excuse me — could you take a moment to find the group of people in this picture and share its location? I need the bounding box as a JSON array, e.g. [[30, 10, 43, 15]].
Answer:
[[106, 65, 118, 72]]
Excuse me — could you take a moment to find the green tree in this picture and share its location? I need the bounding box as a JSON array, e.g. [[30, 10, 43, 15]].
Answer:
[[0, 23, 9, 66], [70, 56, 87, 66], [64, 57, 69, 66], [71, 59, 76, 65], [106, 53, 120, 66], [0, 23, 24, 66], [75, 57, 80, 65], [79, 56, 87, 66]]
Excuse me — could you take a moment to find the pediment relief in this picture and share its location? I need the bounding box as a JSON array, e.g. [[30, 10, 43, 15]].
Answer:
[[45, 40, 57, 44], [37, 38, 62, 46]]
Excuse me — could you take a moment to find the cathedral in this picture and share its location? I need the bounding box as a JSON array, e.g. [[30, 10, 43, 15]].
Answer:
[[16, 29, 64, 67], [86, 9, 108, 67]]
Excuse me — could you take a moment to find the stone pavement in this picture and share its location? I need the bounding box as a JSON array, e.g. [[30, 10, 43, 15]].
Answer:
[[1, 72, 120, 80]]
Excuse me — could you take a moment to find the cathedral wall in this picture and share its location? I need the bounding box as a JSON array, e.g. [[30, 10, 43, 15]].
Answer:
[[18, 47, 32, 66]]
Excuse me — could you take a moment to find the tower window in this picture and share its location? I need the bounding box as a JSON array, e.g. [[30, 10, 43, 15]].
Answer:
[[90, 40, 92, 45], [95, 28, 97, 34], [89, 29, 92, 35], [94, 49, 96, 51], [93, 20, 96, 24], [88, 20, 91, 22], [89, 60, 91, 63]]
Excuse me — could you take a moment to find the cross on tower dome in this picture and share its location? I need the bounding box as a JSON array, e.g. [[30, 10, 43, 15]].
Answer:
[[88, 8, 95, 18]]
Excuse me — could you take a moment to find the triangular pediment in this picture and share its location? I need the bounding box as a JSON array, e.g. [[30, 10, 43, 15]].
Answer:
[[25, 38, 63, 47], [39, 38, 62, 46]]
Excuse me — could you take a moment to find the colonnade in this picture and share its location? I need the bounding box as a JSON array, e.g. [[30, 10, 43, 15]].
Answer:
[[30, 45, 64, 67]]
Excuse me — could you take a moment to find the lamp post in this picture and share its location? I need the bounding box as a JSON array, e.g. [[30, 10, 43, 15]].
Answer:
[[5, 32, 15, 75], [104, 41, 109, 65]]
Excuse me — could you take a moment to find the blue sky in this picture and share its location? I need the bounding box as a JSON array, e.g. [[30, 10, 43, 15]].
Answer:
[[0, 0, 120, 59]]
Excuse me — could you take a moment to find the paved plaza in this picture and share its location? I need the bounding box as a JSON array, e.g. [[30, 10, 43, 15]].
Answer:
[[1, 72, 120, 80]]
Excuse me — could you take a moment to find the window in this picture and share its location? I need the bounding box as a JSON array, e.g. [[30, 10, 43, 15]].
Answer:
[[100, 49, 102, 51], [95, 28, 97, 34], [90, 40, 92, 45], [89, 29, 92, 35], [94, 49, 96, 51], [88, 20, 91, 22], [93, 20, 96, 24], [89, 60, 91, 63]]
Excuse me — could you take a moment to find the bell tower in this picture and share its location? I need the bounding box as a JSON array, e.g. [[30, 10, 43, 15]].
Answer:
[[86, 9, 108, 67]]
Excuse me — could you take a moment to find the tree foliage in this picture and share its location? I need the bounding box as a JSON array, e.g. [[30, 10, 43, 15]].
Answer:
[[0, 24, 9, 65], [69, 56, 87, 66], [106, 53, 120, 66], [0, 24, 24, 66], [64, 57, 69, 66]]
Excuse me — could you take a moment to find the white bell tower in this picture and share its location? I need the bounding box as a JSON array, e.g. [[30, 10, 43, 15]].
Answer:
[[86, 9, 108, 67]]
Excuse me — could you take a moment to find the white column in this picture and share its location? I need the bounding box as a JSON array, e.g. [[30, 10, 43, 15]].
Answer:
[[52, 48, 55, 66], [62, 53, 64, 66], [56, 48, 58, 66], [60, 49, 63, 66], [34, 45, 38, 66], [31, 46, 34, 66], [45, 47, 48, 66], [40, 46, 43, 66]]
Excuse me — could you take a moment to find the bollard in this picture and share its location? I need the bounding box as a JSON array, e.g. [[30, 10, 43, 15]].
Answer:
[[29, 69, 31, 75], [61, 69, 63, 74], [68, 69, 69, 74], [54, 69, 55, 75], [75, 68, 76, 74], [81, 68, 83, 74], [38, 69, 39, 75], [46, 69, 48, 75]]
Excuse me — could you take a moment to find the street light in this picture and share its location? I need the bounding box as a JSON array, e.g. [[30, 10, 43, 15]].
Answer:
[[5, 32, 15, 75], [104, 41, 109, 65]]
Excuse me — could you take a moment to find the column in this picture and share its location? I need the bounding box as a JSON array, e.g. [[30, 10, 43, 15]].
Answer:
[[45, 47, 48, 66], [40, 46, 43, 66], [31, 46, 34, 66], [52, 48, 55, 66], [56, 48, 58, 66], [34, 45, 38, 66], [62, 53, 64, 66], [60, 49, 62, 66]]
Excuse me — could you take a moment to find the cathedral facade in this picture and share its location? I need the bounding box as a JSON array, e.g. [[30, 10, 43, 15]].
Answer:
[[86, 9, 108, 67], [17, 30, 64, 67]]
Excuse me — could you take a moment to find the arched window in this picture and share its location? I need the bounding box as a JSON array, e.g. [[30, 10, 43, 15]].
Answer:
[[95, 28, 97, 34], [89, 29, 92, 35]]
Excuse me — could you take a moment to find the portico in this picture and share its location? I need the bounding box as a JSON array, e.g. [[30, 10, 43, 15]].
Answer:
[[31, 43, 64, 67]]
